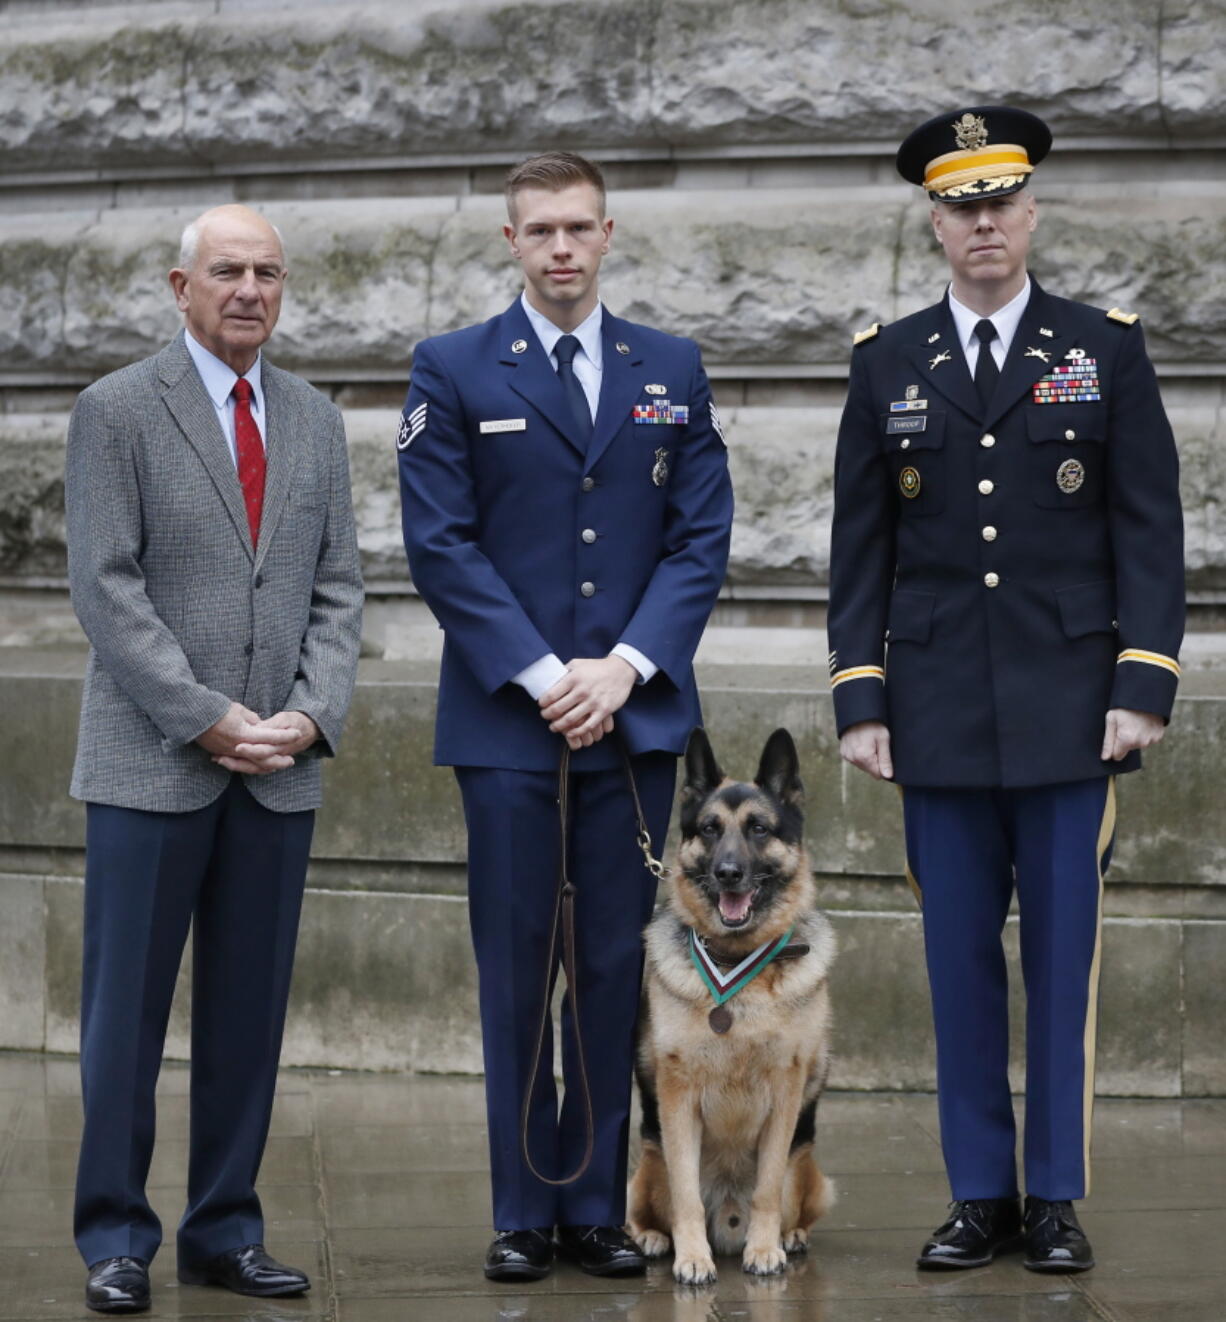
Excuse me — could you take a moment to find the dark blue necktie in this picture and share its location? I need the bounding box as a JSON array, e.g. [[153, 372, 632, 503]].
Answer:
[[974, 318, 999, 409], [554, 334, 593, 448]]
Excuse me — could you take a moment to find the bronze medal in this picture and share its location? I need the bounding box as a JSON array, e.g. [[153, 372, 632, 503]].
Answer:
[[709, 1005, 733, 1034]]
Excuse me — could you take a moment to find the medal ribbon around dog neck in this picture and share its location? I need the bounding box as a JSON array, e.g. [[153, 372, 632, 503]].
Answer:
[[689, 926, 796, 1034]]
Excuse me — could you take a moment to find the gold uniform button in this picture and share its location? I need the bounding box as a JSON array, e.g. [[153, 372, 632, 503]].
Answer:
[[979, 479, 995, 495], [581, 528, 597, 544], [1065, 429, 1076, 441], [580, 581, 596, 598], [982, 526, 998, 542], [980, 433, 996, 448], [900, 438, 911, 450], [984, 572, 1000, 588]]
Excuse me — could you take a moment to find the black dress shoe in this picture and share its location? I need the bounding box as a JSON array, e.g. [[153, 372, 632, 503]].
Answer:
[[1023, 1196, 1095, 1272], [85, 1257, 150, 1314], [556, 1224, 647, 1277], [917, 1198, 1023, 1270], [177, 1243, 309, 1296], [484, 1228, 554, 1281]]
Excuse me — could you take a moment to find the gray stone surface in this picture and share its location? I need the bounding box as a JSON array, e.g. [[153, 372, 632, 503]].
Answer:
[[0, 874, 45, 1050], [2, 0, 1223, 174], [3, 194, 1226, 380], [4, 399, 1223, 591]]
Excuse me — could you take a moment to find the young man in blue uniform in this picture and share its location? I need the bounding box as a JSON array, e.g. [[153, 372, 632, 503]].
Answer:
[[398, 152, 733, 1281], [828, 107, 1184, 1273]]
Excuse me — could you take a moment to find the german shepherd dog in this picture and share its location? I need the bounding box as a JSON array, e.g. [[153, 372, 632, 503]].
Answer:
[[627, 728, 836, 1284]]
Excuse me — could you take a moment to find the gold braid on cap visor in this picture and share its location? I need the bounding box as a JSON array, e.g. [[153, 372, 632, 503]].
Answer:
[[924, 145, 1033, 197]]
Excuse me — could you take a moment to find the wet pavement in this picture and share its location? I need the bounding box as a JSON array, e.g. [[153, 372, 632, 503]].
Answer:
[[1, 1051, 1224, 1321]]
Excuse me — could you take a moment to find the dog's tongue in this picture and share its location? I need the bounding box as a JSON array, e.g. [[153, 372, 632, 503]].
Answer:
[[718, 891, 754, 923]]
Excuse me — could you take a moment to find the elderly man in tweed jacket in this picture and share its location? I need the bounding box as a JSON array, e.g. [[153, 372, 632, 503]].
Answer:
[[64, 205, 363, 1315]]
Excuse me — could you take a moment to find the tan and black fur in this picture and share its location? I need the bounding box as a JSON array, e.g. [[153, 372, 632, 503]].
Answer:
[[627, 728, 836, 1284]]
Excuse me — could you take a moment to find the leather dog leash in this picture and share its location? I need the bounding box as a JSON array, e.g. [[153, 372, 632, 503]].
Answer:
[[519, 736, 665, 1187]]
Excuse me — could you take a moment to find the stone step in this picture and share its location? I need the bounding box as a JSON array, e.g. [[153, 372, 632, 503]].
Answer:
[[3, 404, 1223, 600], [1, 0, 1221, 179], [0, 649, 1223, 1091]]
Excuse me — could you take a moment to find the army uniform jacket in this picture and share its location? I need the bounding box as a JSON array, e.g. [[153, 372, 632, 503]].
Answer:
[[398, 298, 733, 772], [827, 280, 1184, 788]]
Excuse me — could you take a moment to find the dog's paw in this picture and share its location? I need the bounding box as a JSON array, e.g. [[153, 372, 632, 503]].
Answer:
[[672, 1250, 718, 1285], [782, 1227, 809, 1255], [633, 1228, 671, 1258], [742, 1241, 788, 1276]]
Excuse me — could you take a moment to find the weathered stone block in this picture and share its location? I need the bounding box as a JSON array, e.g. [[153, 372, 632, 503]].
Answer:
[[1183, 921, 1226, 1094], [0, 874, 46, 1050], [4, 194, 1226, 381], [2, 0, 1218, 173], [282, 889, 481, 1073]]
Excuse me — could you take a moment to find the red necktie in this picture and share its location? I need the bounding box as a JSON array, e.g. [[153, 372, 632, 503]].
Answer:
[[231, 377, 266, 546]]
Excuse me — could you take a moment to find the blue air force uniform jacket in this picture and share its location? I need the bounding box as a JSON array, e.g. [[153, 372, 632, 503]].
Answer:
[[827, 280, 1184, 788], [398, 299, 733, 772]]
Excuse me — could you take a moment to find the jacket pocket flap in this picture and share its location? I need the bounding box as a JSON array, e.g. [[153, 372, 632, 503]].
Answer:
[[1056, 580, 1117, 638], [1026, 404, 1106, 444], [882, 411, 945, 452], [887, 589, 936, 644]]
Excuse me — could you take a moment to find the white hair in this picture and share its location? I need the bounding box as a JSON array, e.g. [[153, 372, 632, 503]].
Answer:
[[177, 215, 287, 270]]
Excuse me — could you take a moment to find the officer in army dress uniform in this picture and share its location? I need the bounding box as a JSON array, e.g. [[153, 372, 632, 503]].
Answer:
[[827, 107, 1184, 1272], [398, 152, 733, 1281]]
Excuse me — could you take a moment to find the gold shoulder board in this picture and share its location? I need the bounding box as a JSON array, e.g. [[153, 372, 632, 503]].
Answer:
[[1106, 307, 1140, 325], [853, 322, 881, 346]]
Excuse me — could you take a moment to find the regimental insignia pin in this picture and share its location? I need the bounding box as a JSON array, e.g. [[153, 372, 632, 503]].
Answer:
[[1057, 458, 1085, 493], [616, 341, 630, 355], [927, 332, 941, 344], [953, 112, 990, 151], [929, 349, 952, 370], [652, 447, 670, 487], [899, 466, 921, 499], [645, 383, 667, 395], [1065, 347, 1086, 361], [1039, 327, 1054, 337], [511, 339, 528, 354], [906, 384, 919, 400], [1025, 346, 1052, 363]]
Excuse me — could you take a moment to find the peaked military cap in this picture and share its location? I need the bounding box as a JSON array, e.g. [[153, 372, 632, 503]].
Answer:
[[897, 104, 1052, 201]]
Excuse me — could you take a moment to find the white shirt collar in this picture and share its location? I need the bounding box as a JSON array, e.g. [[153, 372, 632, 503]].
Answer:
[[184, 328, 264, 412], [519, 292, 604, 370], [948, 275, 1032, 357]]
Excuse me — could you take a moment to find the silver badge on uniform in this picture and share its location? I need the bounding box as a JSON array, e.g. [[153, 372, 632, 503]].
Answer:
[[645, 383, 667, 395], [397, 402, 427, 450], [652, 447, 670, 487], [1056, 458, 1086, 492], [616, 341, 630, 355], [511, 339, 528, 353]]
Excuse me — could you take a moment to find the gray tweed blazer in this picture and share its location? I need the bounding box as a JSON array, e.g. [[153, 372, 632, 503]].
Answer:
[[65, 332, 364, 813]]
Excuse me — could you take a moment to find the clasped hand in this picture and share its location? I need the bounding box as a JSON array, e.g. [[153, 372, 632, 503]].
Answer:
[[196, 702, 319, 774], [539, 655, 638, 751]]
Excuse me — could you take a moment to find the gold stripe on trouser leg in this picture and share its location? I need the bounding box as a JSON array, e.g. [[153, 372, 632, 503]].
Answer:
[[897, 785, 922, 907], [1081, 776, 1117, 1196]]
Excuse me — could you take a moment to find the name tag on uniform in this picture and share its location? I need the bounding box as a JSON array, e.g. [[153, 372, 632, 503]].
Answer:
[[886, 416, 928, 434], [479, 418, 527, 434]]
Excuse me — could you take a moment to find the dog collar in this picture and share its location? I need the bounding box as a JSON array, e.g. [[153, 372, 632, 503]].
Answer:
[[689, 925, 796, 1008]]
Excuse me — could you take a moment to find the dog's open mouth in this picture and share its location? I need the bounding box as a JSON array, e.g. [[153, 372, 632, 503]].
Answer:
[[717, 888, 759, 927]]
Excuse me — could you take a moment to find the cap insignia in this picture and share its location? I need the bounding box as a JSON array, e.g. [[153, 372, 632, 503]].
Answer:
[[953, 113, 990, 151]]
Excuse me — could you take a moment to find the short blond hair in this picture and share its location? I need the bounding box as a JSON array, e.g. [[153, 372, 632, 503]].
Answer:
[[505, 152, 606, 222]]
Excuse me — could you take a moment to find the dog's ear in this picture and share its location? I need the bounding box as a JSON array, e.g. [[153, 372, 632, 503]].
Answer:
[[683, 727, 724, 799], [755, 728, 803, 808]]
